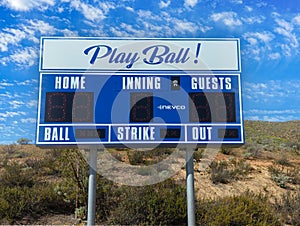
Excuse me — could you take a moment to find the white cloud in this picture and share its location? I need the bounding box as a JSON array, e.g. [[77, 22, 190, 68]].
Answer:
[[261, 115, 295, 122], [242, 15, 265, 24], [279, 44, 292, 57], [136, 10, 211, 36], [0, 0, 55, 11], [110, 27, 130, 37], [243, 80, 300, 104], [16, 79, 38, 86], [0, 92, 13, 99], [244, 31, 274, 43], [0, 28, 27, 52], [159, 0, 171, 8], [246, 116, 260, 121], [268, 52, 280, 60], [274, 27, 293, 37], [174, 20, 198, 34], [245, 114, 298, 122], [184, 0, 198, 8], [245, 6, 253, 12], [246, 37, 258, 45], [138, 10, 163, 22], [0, 81, 14, 89], [275, 18, 293, 32], [242, 12, 300, 61], [125, 6, 134, 12], [57, 7, 64, 13], [242, 31, 275, 61], [60, 29, 79, 37], [2, 47, 38, 68], [26, 19, 57, 36], [99, 2, 115, 14], [230, 0, 243, 4], [273, 18, 299, 56], [247, 109, 299, 115], [0, 111, 26, 118], [293, 15, 300, 25], [211, 12, 242, 27], [27, 100, 38, 108], [70, 0, 105, 22], [0, 19, 58, 58], [9, 100, 24, 109], [270, 14, 299, 57], [120, 23, 145, 36], [21, 118, 36, 123], [256, 2, 268, 8]]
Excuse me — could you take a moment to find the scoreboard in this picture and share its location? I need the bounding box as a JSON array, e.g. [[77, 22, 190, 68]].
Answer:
[[36, 38, 244, 146]]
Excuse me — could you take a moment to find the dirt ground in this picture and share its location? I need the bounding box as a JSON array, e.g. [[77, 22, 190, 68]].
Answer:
[[4, 146, 299, 225]]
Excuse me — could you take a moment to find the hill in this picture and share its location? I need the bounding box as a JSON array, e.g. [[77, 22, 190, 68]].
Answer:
[[0, 120, 299, 225]]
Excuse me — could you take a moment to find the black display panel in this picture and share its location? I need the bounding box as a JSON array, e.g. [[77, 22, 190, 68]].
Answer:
[[45, 92, 94, 122], [75, 129, 106, 139], [160, 128, 181, 138], [130, 92, 153, 122], [189, 92, 236, 122], [218, 128, 239, 139]]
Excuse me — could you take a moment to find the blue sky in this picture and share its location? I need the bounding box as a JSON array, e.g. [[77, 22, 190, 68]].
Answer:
[[0, 0, 299, 144]]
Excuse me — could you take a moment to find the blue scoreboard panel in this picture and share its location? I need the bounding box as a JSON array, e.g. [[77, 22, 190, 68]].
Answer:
[[36, 38, 244, 146]]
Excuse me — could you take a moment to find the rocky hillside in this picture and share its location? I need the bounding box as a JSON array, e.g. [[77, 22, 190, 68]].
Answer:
[[0, 120, 299, 225]]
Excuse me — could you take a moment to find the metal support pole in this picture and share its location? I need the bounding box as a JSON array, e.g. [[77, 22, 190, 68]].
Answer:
[[87, 149, 97, 226], [186, 148, 196, 226]]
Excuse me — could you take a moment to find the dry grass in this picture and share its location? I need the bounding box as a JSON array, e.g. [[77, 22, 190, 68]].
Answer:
[[0, 120, 299, 224]]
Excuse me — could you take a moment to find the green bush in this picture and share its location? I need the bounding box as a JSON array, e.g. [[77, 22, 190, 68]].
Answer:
[[55, 149, 89, 211], [210, 158, 251, 184], [0, 183, 71, 224], [16, 138, 32, 145], [24, 154, 60, 176], [127, 149, 145, 165], [197, 192, 281, 225], [55, 149, 119, 222], [220, 147, 232, 155], [1, 162, 35, 187], [276, 156, 291, 166], [194, 148, 204, 162], [0, 186, 31, 223], [275, 189, 300, 225], [0, 149, 76, 224], [268, 164, 296, 188], [2, 144, 17, 155], [268, 163, 300, 189], [107, 179, 187, 225], [244, 143, 262, 158], [127, 148, 175, 166], [210, 160, 232, 184], [288, 167, 300, 185]]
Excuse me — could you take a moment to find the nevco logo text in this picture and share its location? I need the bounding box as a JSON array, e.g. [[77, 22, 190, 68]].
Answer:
[[157, 105, 186, 110]]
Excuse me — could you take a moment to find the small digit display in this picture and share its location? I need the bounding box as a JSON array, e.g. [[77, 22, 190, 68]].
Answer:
[[45, 92, 94, 122], [130, 92, 153, 122], [189, 92, 236, 122], [75, 129, 106, 139], [160, 128, 181, 138], [218, 128, 239, 139]]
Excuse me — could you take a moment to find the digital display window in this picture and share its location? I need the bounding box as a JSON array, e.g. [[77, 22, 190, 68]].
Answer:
[[45, 92, 94, 122], [130, 92, 153, 122], [160, 128, 181, 139], [218, 128, 239, 139], [189, 92, 236, 123], [75, 129, 106, 139]]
